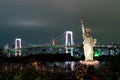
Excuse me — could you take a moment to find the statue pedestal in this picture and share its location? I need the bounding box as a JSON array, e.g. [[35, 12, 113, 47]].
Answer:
[[79, 60, 99, 76], [80, 60, 99, 67]]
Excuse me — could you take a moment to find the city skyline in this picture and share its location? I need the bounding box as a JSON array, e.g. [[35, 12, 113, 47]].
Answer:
[[0, 0, 120, 47]]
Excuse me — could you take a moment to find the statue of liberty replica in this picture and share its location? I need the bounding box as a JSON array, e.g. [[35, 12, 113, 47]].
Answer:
[[80, 20, 97, 62], [78, 20, 99, 80]]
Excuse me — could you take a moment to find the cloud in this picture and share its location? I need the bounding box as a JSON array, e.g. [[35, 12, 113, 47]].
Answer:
[[4, 19, 53, 28]]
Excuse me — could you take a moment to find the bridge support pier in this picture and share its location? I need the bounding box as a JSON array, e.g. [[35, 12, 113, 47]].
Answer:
[[65, 46, 75, 71], [15, 50, 21, 56]]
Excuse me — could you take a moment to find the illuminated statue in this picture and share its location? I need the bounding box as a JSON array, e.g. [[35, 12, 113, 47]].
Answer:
[[81, 20, 96, 61]]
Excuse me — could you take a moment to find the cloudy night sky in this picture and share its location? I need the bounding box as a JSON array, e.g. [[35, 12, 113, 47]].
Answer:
[[0, 0, 120, 47]]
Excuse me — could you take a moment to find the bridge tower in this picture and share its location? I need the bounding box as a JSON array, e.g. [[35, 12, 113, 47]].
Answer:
[[52, 38, 55, 46], [15, 38, 22, 56], [65, 31, 74, 46], [65, 31, 74, 54], [65, 31, 75, 71]]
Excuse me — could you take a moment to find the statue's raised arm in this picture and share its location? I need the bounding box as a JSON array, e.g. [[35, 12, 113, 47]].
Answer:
[[80, 20, 85, 34], [80, 20, 86, 40]]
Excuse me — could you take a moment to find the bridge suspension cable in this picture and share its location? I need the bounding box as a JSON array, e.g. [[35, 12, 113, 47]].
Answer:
[[55, 32, 66, 45], [73, 33, 82, 44]]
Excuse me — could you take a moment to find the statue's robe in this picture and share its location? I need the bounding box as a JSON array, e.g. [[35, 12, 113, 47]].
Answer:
[[83, 34, 96, 61]]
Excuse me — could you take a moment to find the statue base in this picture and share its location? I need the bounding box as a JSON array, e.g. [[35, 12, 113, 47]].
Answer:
[[79, 60, 99, 67]]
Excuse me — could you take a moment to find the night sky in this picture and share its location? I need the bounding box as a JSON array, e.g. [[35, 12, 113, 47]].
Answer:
[[0, 0, 120, 47]]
